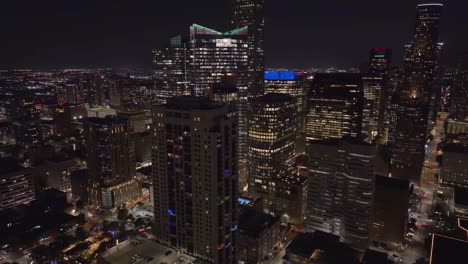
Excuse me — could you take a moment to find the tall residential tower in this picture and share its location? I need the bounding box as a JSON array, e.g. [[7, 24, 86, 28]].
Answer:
[[152, 97, 238, 264]]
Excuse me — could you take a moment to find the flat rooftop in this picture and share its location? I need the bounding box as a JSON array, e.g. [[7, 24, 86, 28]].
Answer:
[[239, 208, 280, 237], [455, 187, 468, 207], [429, 234, 468, 264], [165, 96, 225, 111], [99, 237, 209, 264]]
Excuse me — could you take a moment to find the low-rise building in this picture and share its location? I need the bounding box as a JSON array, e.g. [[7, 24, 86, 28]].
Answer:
[[42, 154, 80, 192], [429, 233, 468, 264], [101, 179, 141, 209], [454, 187, 468, 217], [283, 231, 358, 264], [238, 208, 284, 264], [98, 236, 209, 264]]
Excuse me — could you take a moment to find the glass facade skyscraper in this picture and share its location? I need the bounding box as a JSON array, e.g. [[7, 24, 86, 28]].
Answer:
[[152, 36, 190, 104], [306, 73, 364, 141], [362, 48, 392, 141], [390, 3, 443, 182], [306, 139, 376, 249], [232, 0, 265, 97], [190, 24, 249, 161], [248, 93, 297, 217]]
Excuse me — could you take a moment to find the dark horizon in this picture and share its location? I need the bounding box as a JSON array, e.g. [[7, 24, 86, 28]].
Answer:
[[1, 0, 467, 70]]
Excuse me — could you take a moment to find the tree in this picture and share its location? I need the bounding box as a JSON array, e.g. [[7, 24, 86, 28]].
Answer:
[[31, 244, 58, 263], [77, 213, 86, 224], [75, 199, 85, 211], [126, 214, 135, 221], [30, 245, 46, 262], [134, 217, 145, 227], [75, 226, 88, 241], [117, 208, 128, 222]]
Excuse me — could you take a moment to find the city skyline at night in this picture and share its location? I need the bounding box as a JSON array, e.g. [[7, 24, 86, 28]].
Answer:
[[2, 1, 468, 264], [1, 0, 468, 69]]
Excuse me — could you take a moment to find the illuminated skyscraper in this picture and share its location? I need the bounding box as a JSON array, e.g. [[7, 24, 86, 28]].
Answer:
[[84, 116, 137, 209], [388, 95, 429, 181], [402, 3, 443, 99], [390, 2, 443, 182], [306, 73, 364, 141], [152, 36, 190, 104], [452, 56, 468, 120], [264, 70, 307, 133], [190, 24, 249, 161], [152, 97, 238, 264], [232, 0, 265, 97], [306, 139, 376, 249], [248, 93, 297, 216], [190, 24, 248, 97], [362, 48, 392, 141]]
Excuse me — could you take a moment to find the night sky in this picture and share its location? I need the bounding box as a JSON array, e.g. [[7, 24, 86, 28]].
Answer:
[[1, 0, 467, 70]]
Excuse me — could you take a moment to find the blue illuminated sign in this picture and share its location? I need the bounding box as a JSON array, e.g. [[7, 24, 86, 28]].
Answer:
[[264, 70, 296, 81], [238, 197, 252, 205]]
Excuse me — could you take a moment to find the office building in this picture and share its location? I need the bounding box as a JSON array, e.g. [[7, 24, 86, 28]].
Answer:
[[402, 2, 443, 101], [248, 93, 297, 217], [208, 77, 239, 108], [440, 143, 468, 188], [271, 176, 308, 224], [283, 232, 358, 264], [53, 103, 86, 137], [429, 233, 468, 264], [42, 154, 80, 192], [87, 106, 116, 118], [306, 139, 376, 249], [84, 116, 136, 208], [190, 24, 249, 161], [238, 208, 283, 264], [453, 188, 468, 217], [98, 237, 211, 264], [13, 102, 42, 152], [118, 110, 148, 133], [190, 24, 248, 97], [371, 175, 410, 245], [232, 0, 265, 97], [264, 70, 307, 133], [362, 48, 392, 141], [0, 157, 35, 210], [306, 73, 364, 141], [440, 70, 456, 113], [78, 73, 117, 107], [446, 119, 468, 135], [70, 169, 89, 202], [388, 96, 429, 181], [452, 56, 468, 120], [152, 35, 190, 104], [389, 3, 443, 182], [152, 97, 238, 264], [135, 131, 152, 165]]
